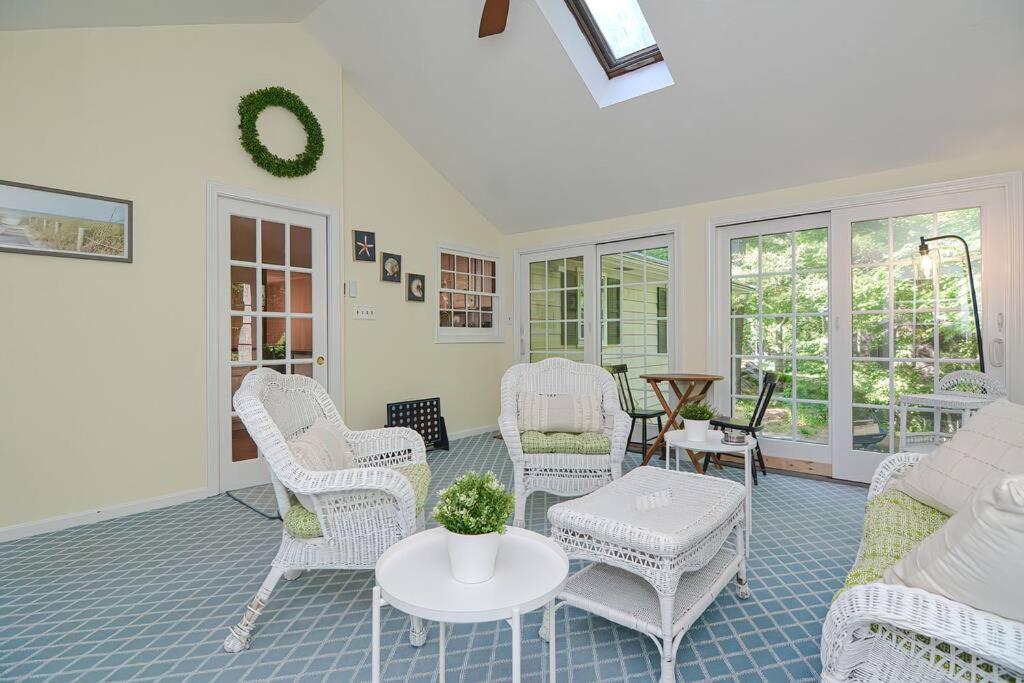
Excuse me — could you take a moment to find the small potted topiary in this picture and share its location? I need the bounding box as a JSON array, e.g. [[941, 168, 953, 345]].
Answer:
[[678, 401, 716, 442], [432, 471, 516, 584]]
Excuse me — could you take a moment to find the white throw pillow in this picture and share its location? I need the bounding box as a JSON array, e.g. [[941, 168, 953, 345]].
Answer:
[[894, 398, 1024, 515], [287, 417, 356, 509], [884, 473, 1024, 623], [517, 391, 603, 433]]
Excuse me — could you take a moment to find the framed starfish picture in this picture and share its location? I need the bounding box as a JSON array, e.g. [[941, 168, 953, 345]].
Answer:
[[353, 229, 376, 262]]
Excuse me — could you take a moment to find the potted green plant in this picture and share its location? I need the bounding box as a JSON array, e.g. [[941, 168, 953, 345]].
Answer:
[[432, 471, 516, 583], [678, 401, 716, 442]]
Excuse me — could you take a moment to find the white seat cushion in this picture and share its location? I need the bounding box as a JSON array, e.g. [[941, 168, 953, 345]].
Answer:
[[894, 398, 1024, 514], [885, 473, 1024, 623], [287, 417, 356, 509]]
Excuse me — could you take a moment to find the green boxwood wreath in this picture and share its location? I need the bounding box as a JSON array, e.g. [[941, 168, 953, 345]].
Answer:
[[238, 86, 324, 178]]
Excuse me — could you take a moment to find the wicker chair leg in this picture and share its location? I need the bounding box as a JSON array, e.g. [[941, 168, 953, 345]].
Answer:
[[735, 525, 750, 599], [658, 593, 676, 683], [538, 601, 553, 642], [409, 615, 427, 647], [513, 467, 527, 527], [223, 565, 286, 652]]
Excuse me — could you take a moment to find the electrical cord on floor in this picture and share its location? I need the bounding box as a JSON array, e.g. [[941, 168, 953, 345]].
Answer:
[[225, 490, 282, 521]]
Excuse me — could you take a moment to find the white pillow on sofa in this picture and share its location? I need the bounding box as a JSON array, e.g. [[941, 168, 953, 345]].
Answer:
[[894, 398, 1024, 515], [517, 391, 602, 433], [287, 417, 356, 509], [884, 473, 1024, 623]]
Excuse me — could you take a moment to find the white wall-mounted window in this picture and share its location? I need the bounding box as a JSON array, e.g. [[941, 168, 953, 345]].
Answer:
[[436, 244, 502, 343]]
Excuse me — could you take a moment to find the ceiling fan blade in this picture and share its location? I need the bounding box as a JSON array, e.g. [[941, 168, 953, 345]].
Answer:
[[479, 0, 509, 37]]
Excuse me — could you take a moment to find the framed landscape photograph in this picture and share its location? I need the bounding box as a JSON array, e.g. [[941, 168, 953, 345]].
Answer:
[[0, 180, 132, 262]]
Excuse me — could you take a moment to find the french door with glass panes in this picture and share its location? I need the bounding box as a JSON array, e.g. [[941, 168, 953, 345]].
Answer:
[[717, 214, 832, 464], [217, 197, 328, 491], [519, 235, 675, 414], [831, 189, 1008, 482]]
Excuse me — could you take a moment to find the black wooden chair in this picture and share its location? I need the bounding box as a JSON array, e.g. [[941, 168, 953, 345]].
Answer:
[[605, 364, 665, 458], [704, 372, 778, 485]]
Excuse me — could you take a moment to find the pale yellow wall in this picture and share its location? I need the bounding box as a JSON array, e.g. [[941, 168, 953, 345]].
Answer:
[[0, 24, 346, 527], [340, 85, 514, 432], [508, 147, 1024, 372]]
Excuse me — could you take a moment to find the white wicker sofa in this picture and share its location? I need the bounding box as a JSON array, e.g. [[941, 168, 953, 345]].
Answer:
[[821, 452, 1024, 682], [498, 358, 630, 527]]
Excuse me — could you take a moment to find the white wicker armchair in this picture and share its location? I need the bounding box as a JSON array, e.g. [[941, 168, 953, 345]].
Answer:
[[821, 452, 1024, 682], [499, 358, 630, 528], [223, 369, 429, 653]]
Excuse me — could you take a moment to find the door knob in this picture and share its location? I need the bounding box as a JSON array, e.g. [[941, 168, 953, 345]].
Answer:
[[316, 356, 325, 366]]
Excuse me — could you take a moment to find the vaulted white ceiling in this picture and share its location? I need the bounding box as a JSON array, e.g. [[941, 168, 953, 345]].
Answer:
[[4, 1, 1022, 233], [306, 0, 1024, 232]]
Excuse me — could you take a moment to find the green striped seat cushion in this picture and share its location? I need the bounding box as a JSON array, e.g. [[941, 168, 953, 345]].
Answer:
[[284, 462, 432, 539], [520, 431, 611, 455]]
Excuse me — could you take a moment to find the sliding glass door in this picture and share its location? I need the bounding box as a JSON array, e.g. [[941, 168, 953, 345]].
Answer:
[[518, 235, 675, 404]]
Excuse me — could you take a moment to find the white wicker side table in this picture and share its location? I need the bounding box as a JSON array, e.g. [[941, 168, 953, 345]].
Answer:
[[372, 526, 568, 683], [542, 467, 748, 683]]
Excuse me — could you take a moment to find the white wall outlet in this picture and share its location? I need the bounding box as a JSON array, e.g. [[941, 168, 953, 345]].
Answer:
[[353, 304, 376, 320]]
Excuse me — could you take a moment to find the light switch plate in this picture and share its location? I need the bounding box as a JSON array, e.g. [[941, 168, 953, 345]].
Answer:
[[353, 304, 375, 320]]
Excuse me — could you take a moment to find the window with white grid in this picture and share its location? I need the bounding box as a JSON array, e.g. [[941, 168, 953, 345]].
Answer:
[[436, 245, 502, 342]]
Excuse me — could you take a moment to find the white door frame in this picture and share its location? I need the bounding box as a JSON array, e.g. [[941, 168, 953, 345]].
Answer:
[[513, 224, 683, 366], [205, 182, 343, 496], [707, 172, 1024, 474]]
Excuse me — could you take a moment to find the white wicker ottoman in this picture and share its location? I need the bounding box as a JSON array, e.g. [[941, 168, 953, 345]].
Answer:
[[540, 467, 748, 683]]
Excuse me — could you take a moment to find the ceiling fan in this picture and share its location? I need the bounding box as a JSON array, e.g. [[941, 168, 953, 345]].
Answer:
[[479, 0, 510, 37]]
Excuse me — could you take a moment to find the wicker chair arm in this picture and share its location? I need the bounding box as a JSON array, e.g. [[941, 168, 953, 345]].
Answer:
[[498, 412, 524, 463], [607, 408, 631, 465], [307, 467, 418, 539], [823, 583, 1024, 679], [868, 452, 925, 499], [343, 426, 426, 468]]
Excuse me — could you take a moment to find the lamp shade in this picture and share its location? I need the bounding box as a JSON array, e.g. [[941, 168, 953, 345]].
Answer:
[[914, 241, 941, 281]]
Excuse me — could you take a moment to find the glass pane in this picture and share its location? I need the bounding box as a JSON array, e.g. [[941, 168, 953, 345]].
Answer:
[[263, 270, 286, 313], [291, 363, 313, 378], [290, 225, 311, 268], [452, 310, 466, 327], [290, 319, 312, 359], [893, 312, 934, 358], [795, 272, 827, 312], [851, 219, 888, 265], [761, 317, 791, 356], [262, 318, 287, 361], [732, 358, 759, 395], [230, 365, 254, 409], [761, 358, 792, 398], [852, 266, 888, 311], [795, 316, 828, 356], [893, 262, 934, 310], [730, 278, 758, 315], [853, 407, 890, 453], [456, 255, 469, 273], [621, 252, 644, 284], [230, 316, 256, 362], [441, 252, 454, 270], [938, 208, 981, 254], [484, 259, 496, 277], [231, 416, 258, 462], [762, 399, 792, 438], [796, 403, 829, 443], [732, 398, 756, 424], [730, 237, 758, 276], [566, 256, 584, 287], [547, 259, 565, 289], [546, 322, 565, 352], [892, 213, 933, 262], [547, 290, 564, 320], [795, 228, 827, 270], [530, 292, 546, 319], [621, 286, 644, 318], [644, 248, 668, 281], [897, 408, 935, 451], [893, 360, 934, 396], [529, 262, 546, 290], [582, 0, 656, 60], [938, 311, 978, 359], [795, 359, 828, 401], [851, 314, 888, 358], [565, 290, 581, 320], [760, 233, 792, 273], [230, 215, 257, 262], [230, 266, 257, 312], [290, 272, 312, 314], [261, 221, 286, 266], [731, 317, 759, 356], [761, 275, 792, 314], [853, 360, 890, 405], [439, 311, 451, 328]]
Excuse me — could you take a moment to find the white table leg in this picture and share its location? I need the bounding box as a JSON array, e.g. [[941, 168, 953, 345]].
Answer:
[[665, 444, 670, 470], [511, 607, 521, 683], [438, 621, 446, 683], [371, 586, 381, 683], [744, 444, 752, 551], [548, 601, 557, 683]]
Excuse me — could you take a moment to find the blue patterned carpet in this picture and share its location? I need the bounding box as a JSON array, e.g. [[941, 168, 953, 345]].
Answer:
[[0, 434, 866, 682]]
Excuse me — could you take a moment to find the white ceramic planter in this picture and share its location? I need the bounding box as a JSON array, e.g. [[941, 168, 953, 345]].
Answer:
[[683, 419, 710, 442], [446, 530, 500, 583]]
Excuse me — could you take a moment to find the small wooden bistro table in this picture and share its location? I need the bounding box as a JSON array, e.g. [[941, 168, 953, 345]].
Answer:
[[639, 373, 724, 469]]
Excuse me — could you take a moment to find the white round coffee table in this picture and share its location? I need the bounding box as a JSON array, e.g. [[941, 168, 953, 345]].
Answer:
[[372, 526, 569, 683], [664, 429, 755, 550]]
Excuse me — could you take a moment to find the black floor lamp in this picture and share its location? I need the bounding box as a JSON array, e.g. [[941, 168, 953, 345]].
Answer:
[[916, 235, 984, 372]]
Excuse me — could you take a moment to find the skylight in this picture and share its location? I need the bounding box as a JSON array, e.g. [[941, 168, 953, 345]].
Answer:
[[565, 0, 662, 78]]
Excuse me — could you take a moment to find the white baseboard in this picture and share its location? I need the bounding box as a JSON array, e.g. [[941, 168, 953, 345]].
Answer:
[[447, 424, 499, 440], [0, 487, 210, 543]]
